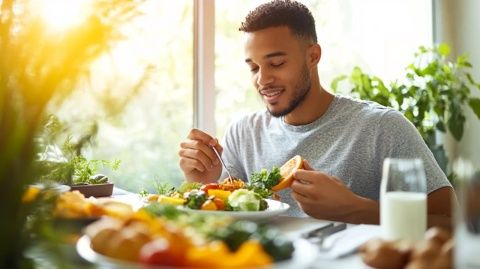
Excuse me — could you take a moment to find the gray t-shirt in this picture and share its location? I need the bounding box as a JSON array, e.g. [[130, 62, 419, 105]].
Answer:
[[220, 95, 451, 217]]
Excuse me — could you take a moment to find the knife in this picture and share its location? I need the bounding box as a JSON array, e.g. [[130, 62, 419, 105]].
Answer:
[[301, 223, 334, 239], [302, 223, 347, 243]]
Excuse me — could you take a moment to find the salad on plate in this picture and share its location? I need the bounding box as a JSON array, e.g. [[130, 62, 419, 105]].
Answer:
[[146, 155, 304, 213]]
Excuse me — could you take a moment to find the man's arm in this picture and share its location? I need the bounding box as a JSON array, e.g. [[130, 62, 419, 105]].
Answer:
[[345, 186, 455, 229], [427, 186, 455, 230], [292, 163, 455, 226]]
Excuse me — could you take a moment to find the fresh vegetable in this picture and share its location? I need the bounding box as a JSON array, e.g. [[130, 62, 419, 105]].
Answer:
[[139, 237, 185, 266], [208, 221, 294, 262], [184, 190, 208, 209], [253, 226, 295, 261], [207, 189, 231, 201], [200, 200, 218, 211], [246, 167, 282, 198], [209, 221, 258, 252], [158, 196, 186, 206], [200, 183, 221, 192], [250, 167, 281, 189], [153, 181, 175, 196], [178, 182, 202, 194], [142, 203, 184, 220], [227, 189, 262, 211], [212, 198, 226, 210]]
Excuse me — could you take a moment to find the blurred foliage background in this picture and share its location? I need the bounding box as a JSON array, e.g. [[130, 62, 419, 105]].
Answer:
[[0, 0, 439, 266], [0, 0, 141, 267]]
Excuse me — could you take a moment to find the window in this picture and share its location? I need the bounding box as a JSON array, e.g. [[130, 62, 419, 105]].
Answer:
[[56, 1, 193, 191], [215, 0, 433, 136], [53, 1, 432, 192]]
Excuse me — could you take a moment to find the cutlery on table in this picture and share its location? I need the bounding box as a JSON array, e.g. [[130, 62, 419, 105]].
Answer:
[[211, 146, 235, 183], [302, 223, 348, 247]]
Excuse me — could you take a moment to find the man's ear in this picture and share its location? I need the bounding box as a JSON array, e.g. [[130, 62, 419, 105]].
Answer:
[[307, 44, 321, 67]]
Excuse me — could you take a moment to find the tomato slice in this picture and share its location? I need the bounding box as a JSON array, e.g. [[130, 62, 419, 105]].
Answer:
[[200, 183, 221, 193], [212, 197, 225, 210]]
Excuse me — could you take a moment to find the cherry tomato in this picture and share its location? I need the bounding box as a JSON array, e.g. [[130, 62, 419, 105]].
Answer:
[[200, 183, 221, 193], [139, 237, 184, 266], [212, 197, 225, 210]]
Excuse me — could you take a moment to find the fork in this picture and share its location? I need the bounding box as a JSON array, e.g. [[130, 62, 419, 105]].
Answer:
[[211, 146, 234, 183]]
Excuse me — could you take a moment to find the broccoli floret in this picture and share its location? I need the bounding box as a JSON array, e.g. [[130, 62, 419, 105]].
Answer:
[[184, 190, 207, 209]]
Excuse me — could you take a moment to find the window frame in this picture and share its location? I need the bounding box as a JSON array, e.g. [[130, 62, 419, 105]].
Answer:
[[193, 0, 216, 135]]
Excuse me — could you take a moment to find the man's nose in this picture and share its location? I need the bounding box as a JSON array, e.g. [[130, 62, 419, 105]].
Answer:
[[256, 68, 274, 87]]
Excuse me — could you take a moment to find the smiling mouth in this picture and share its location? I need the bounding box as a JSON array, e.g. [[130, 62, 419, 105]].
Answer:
[[259, 88, 284, 98]]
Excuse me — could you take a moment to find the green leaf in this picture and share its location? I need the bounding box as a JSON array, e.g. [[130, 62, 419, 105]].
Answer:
[[436, 121, 446, 132], [466, 73, 476, 85], [330, 75, 347, 92], [448, 111, 465, 141], [438, 43, 450, 57], [468, 98, 480, 119], [457, 54, 472, 68]]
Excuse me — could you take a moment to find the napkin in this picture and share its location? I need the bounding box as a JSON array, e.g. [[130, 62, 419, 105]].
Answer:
[[319, 224, 382, 259]]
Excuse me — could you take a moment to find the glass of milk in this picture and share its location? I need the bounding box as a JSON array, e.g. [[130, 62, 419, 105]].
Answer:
[[380, 158, 427, 242]]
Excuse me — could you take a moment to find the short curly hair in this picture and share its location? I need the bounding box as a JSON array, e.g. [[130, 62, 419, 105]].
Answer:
[[239, 0, 317, 43]]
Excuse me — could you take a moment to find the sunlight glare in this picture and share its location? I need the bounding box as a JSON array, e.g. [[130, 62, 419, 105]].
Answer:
[[36, 0, 91, 32]]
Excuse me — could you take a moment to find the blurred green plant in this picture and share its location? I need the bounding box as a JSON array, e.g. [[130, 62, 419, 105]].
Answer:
[[35, 115, 120, 185], [0, 0, 140, 268], [332, 43, 480, 178]]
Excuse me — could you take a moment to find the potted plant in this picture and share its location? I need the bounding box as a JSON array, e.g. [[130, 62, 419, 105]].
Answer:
[[332, 43, 480, 180], [35, 115, 120, 197]]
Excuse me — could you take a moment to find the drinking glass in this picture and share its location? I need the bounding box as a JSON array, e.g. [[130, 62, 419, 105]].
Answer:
[[454, 159, 480, 268], [380, 158, 427, 242]]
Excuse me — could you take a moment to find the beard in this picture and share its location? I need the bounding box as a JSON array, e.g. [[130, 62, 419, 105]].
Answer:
[[267, 65, 311, 118]]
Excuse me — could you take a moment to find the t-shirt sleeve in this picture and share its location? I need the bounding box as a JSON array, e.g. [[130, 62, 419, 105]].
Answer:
[[376, 110, 452, 193]]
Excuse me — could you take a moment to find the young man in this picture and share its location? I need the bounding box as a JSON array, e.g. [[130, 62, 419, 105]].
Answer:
[[178, 0, 454, 226]]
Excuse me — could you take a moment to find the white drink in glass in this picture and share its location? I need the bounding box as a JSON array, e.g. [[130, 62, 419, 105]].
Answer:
[[381, 191, 427, 241], [380, 158, 427, 242]]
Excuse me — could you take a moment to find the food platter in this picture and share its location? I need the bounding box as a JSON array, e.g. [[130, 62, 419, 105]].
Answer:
[[76, 234, 316, 269], [178, 199, 290, 221]]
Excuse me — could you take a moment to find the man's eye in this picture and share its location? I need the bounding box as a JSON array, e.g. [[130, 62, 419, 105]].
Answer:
[[272, 62, 285, 67]]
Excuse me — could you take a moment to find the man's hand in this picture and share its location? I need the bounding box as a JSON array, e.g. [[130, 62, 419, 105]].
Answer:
[[178, 128, 223, 184], [291, 160, 379, 224]]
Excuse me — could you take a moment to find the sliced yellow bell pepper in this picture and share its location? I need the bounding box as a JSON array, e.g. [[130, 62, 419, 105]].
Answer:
[[200, 200, 218, 211], [157, 195, 186, 206], [207, 189, 231, 200]]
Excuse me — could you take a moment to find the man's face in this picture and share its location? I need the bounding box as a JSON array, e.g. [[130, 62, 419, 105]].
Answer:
[[244, 26, 312, 117]]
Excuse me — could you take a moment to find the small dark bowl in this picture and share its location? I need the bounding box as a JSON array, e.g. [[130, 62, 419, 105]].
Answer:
[[70, 182, 114, 197]]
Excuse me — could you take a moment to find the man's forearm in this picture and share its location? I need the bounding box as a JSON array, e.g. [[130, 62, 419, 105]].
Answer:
[[347, 197, 380, 225], [346, 197, 452, 231], [428, 214, 452, 231]]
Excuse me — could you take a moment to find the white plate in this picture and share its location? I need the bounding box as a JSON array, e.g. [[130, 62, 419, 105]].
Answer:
[[76, 235, 316, 269], [178, 199, 290, 221]]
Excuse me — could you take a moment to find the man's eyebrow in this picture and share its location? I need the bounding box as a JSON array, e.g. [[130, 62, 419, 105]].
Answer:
[[245, 51, 287, 63]]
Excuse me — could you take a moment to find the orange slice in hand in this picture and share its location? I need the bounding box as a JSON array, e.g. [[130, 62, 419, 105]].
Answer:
[[271, 155, 304, 191]]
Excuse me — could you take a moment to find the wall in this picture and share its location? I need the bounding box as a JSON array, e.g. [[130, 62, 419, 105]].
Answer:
[[435, 0, 480, 167]]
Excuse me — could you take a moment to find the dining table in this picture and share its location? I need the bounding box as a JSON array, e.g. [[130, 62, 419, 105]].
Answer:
[[105, 187, 373, 269], [30, 187, 376, 268]]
